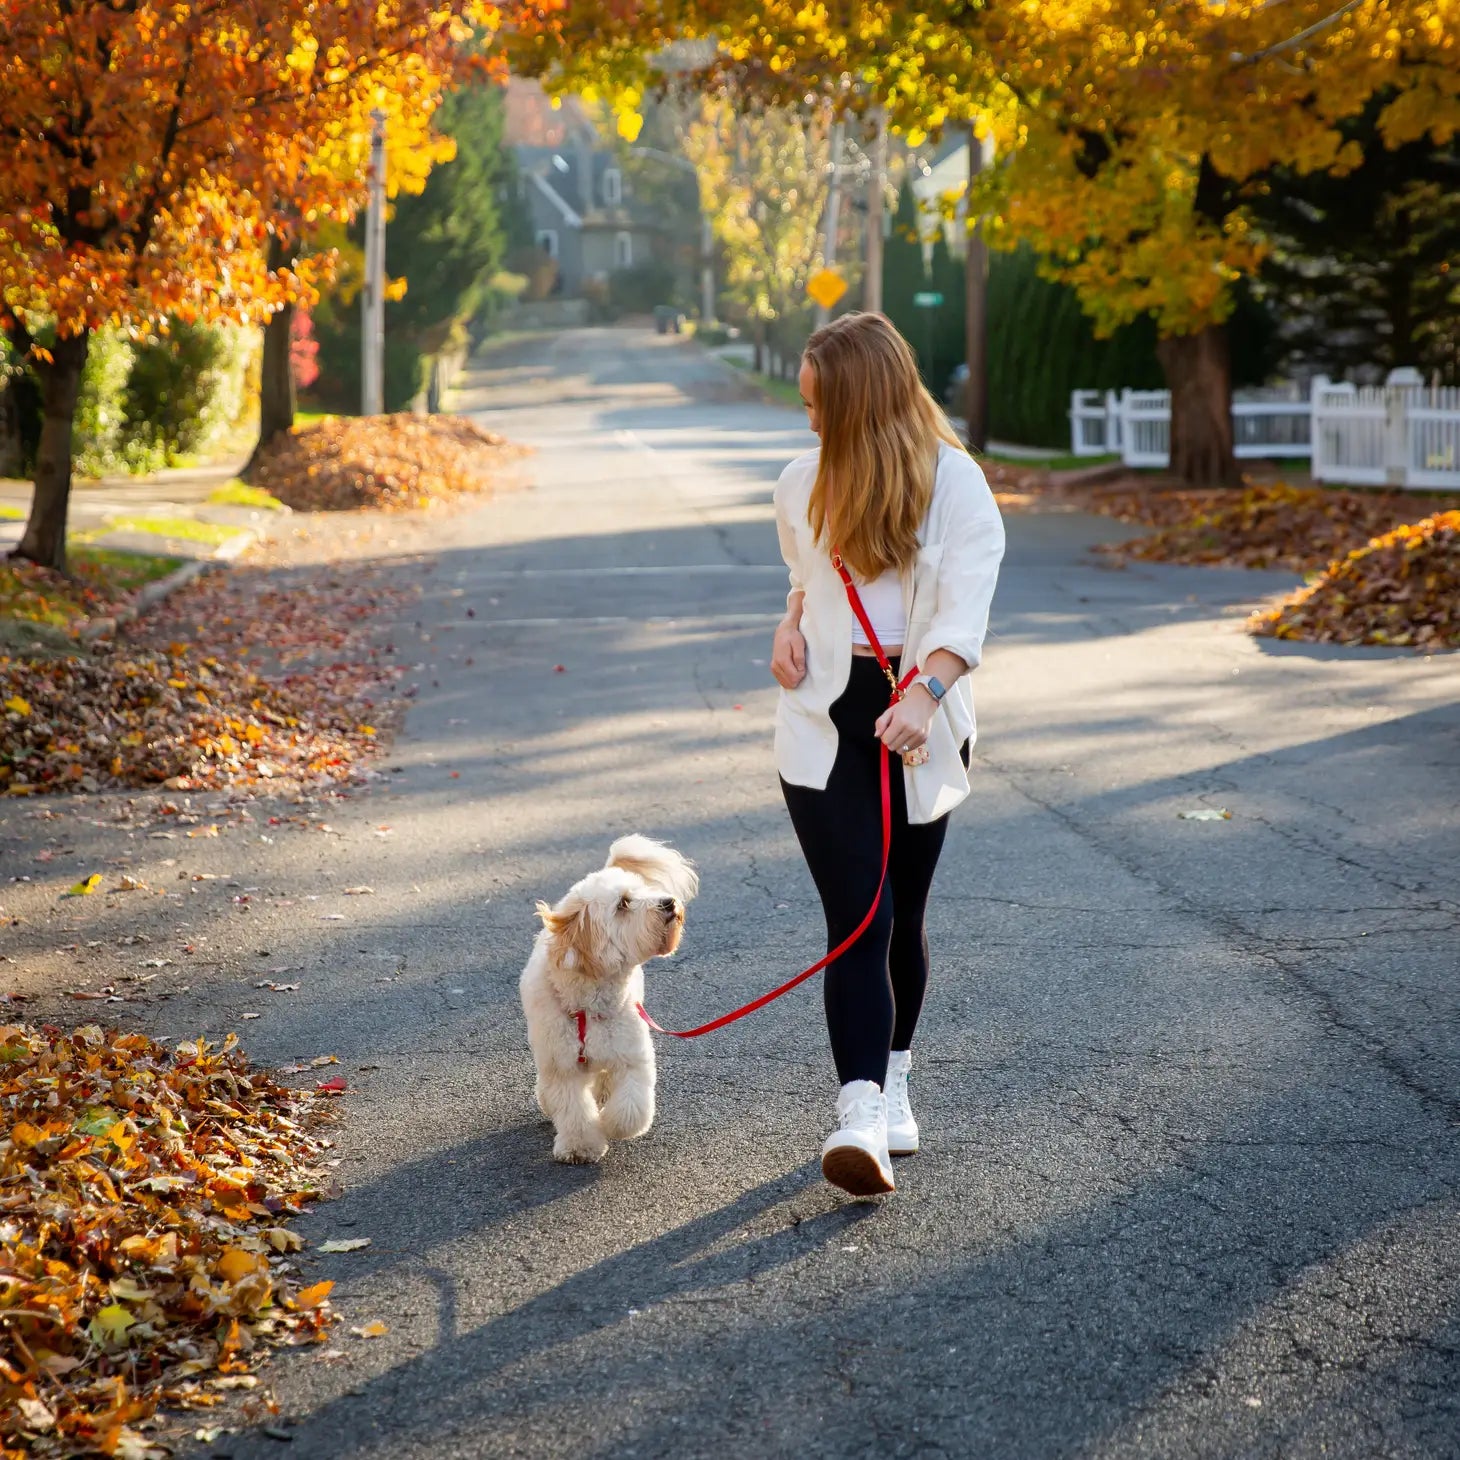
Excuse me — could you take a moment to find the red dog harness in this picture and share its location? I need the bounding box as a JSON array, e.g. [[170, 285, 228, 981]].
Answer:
[[574, 1004, 655, 1064]]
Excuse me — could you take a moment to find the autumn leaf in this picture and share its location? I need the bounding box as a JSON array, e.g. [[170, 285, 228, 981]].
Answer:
[[0, 1024, 340, 1448], [63, 873, 103, 897], [87, 1303, 137, 1348], [4, 695, 31, 716], [318, 1237, 371, 1253], [293, 1280, 336, 1309], [217, 1247, 268, 1284], [1251, 510, 1460, 649], [350, 1320, 389, 1339]]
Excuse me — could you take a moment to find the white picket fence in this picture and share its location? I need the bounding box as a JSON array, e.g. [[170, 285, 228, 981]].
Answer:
[[1070, 370, 1460, 490]]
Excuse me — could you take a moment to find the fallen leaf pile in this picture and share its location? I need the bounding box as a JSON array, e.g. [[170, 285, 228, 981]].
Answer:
[[1087, 481, 1457, 572], [0, 1025, 338, 1457], [0, 555, 179, 634], [1, 548, 413, 797], [249, 414, 516, 512], [0, 641, 391, 797], [1250, 510, 1460, 649]]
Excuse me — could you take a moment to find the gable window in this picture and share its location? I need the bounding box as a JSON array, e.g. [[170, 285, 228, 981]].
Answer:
[[602, 168, 622, 206], [536, 229, 559, 259], [614, 231, 633, 268]]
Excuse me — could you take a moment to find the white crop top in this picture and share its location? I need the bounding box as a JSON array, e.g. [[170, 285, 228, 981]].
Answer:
[[849, 568, 907, 649]]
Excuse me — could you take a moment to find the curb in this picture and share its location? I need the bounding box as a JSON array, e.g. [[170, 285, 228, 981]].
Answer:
[[695, 342, 780, 404], [1049, 461, 1130, 489], [78, 527, 260, 645]]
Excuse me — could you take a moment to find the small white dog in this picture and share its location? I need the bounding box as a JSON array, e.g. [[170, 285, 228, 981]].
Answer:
[[521, 835, 699, 1164]]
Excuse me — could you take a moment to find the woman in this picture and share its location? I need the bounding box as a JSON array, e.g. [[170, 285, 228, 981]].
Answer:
[[771, 312, 1005, 1197]]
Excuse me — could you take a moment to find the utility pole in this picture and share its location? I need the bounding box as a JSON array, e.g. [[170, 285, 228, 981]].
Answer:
[[863, 109, 887, 315], [963, 122, 989, 451], [361, 108, 387, 417], [815, 116, 846, 329]]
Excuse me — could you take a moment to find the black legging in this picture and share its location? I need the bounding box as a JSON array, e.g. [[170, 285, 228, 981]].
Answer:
[[781, 655, 957, 1088]]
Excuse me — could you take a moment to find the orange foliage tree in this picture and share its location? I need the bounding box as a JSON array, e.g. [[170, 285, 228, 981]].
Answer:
[[0, 1, 504, 570]]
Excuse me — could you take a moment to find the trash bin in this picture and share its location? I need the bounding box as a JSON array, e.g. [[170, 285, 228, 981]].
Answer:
[[653, 305, 685, 335]]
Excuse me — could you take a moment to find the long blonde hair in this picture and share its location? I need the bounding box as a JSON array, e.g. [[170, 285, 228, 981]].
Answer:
[[803, 311, 965, 580]]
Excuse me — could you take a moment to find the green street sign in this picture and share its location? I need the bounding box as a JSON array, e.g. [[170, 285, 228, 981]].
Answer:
[[913, 291, 944, 307]]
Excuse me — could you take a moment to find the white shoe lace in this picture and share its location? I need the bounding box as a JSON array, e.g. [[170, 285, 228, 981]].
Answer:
[[887, 1078, 912, 1128], [839, 1092, 884, 1132]]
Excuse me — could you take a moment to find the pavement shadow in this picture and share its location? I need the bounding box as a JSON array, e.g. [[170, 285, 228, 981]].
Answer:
[[229, 1164, 874, 1458], [223, 1086, 1460, 1459]]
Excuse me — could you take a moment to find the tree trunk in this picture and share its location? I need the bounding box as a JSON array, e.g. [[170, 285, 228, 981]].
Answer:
[[244, 233, 295, 479], [245, 298, 295, 477], [1156, 324, 1240, 486], [14, 332, 90, 573]]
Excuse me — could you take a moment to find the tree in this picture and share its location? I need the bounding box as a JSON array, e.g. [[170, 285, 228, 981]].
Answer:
[[881, 179, 927, 349], [500, 0, 1460, 484], [680, 94, 833, 372], [0, 0, 487, 570], [966, 0, 1460, 481], [1251, 119, 1460, 384], [307, 80, 522, 413], [248, 54, 467, 468], [928, 233, 965, 402]]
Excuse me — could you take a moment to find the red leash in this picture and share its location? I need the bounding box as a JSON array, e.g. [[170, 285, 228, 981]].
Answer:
[[637, 553, 917, 1043]]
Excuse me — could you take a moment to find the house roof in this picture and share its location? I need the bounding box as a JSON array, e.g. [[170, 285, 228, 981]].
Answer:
[[515, 143, 670, 231]]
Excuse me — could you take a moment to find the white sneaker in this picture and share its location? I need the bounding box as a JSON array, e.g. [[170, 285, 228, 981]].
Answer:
[[885, 1049, 919, 1156], [821, 1080, 895, 1196]]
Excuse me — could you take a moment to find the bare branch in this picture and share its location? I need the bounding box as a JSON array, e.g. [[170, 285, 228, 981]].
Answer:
[[1230, 0, 1366, 65]]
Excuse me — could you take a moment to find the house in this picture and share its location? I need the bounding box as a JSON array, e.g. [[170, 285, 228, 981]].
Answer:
[[506, 82, 686, 299], [515, 141, 664, 296]]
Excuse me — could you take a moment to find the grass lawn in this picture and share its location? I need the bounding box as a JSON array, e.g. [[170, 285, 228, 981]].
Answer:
[[97, 514, 247, 547], [0, 546, 183, 628], [726, 358, 805, 410], [979, 451, 1121, 471], [207, 480, 287, 511]]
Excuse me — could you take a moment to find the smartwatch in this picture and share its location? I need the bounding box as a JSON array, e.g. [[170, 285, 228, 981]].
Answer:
[[915, 673, 948, 704]]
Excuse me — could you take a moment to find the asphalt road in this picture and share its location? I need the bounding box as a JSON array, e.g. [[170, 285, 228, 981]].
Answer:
[[14, 327, 1460, 1458]]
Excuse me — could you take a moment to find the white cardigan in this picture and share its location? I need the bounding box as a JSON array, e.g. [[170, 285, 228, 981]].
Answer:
[[773, 442, 1006, 824]]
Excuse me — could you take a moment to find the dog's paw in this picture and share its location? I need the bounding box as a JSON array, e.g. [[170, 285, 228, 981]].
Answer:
[[600, 1105, 653, 1142], [553, 1135, 608, 1164]]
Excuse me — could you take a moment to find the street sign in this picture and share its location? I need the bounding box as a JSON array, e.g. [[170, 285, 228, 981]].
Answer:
[[913, 291, 944, 308], [806, 268, 849, 311]]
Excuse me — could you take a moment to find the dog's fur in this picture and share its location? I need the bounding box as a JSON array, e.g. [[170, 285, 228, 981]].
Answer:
[[521, 836, 699, 1163]]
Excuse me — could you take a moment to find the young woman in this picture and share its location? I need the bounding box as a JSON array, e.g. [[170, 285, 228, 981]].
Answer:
[[771, 311, 1005, 1197]]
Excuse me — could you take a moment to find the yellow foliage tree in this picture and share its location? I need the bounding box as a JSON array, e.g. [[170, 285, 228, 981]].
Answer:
[[682, 94, 835, 367], [503, 0, 1459, 483]]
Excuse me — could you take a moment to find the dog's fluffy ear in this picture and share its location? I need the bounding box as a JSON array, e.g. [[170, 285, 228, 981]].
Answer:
[[606, 834, 699, 904], [535, 896, 604, 976]]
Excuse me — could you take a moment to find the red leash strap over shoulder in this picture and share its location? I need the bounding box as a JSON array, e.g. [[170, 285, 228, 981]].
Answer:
[[639, 552, 916, 1042]]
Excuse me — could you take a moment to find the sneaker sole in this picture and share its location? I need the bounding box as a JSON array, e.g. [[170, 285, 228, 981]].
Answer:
[[888, 1144, 919, 1157], [821, 1144, 894, 1196]]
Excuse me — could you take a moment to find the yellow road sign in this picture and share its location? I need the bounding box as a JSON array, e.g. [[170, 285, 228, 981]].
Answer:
[[806, 268, 848, 311]]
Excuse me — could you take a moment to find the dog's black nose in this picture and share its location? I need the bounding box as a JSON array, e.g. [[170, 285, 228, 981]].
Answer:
[[659, 897, 678, 916]]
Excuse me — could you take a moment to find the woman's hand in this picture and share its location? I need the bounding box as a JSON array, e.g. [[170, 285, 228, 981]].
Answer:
[[875, 685, 937, 760], [771, 617, 807, 688]]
